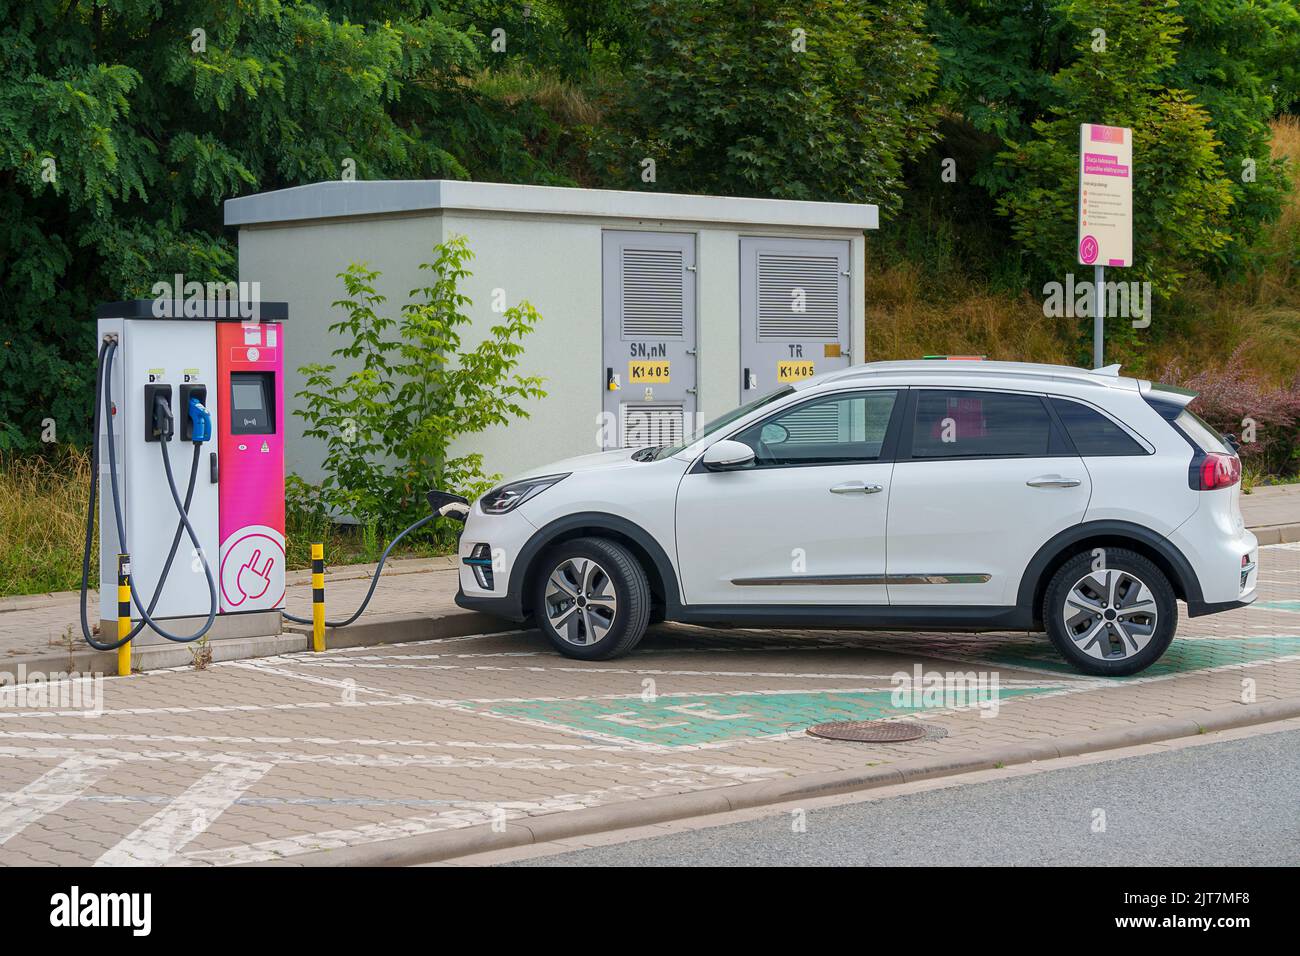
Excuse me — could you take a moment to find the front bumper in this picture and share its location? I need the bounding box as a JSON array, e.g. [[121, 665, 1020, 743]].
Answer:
[[455, 583, 528, 623], [455, 499, 538, 622]]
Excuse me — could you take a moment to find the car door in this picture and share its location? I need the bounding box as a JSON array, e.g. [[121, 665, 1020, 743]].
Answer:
[[886, 388, 1091, 607], [675, 388, 903, 606]]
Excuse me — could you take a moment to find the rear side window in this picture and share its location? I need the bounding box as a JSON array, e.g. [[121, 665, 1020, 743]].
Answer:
[[1050, 398, 1147, 456], [910, 390, 1063, 459], [1176, 408, 1232, 454]]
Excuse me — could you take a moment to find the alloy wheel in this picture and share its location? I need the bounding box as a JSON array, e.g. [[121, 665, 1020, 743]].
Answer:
[[1061, 568, 1160, 661], [543, 557, 618, 646]]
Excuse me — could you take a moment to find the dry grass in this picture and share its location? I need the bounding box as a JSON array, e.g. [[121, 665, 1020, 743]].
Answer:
[[470, 65, 602, 127], [864, 259, 1077, 364], [0, 448, 447, 598], [0, 448, 94, 597]]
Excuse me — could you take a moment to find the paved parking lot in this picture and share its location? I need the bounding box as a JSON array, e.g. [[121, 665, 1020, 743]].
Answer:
[[0, 543, 1296, 866]]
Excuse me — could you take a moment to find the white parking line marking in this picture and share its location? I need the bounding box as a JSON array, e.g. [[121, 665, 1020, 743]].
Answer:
[[180, 776, 752, 866], [0, 745, 784, 782], [94, 761, 274, 866], [0, 755, 116, 846], [228, 659, 666, 750], [0, 730, 641, 752]]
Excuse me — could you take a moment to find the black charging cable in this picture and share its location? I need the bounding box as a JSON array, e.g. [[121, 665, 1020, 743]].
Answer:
[[78, 338, 218, 650], [281, 511, 435, 628]]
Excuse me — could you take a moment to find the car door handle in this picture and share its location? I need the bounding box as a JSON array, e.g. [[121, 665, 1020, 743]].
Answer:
[[830, 481, 884, 495], [1026, 475, 1082, 488]]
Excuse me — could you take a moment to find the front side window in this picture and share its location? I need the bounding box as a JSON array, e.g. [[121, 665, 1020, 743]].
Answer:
[[732, 390, 898, 466], [651, 386, 794, 460], [1051, 398, 1147, 456], [910, 390, 1062, 459]]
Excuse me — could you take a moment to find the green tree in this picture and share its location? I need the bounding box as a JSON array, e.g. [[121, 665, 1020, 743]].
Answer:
[[592, 0, 938, 213], [997, 0, 1234, 302], [0, 1, 570, 451], [930, 0, 1297, 272], [294, 236, 545, 540], [1164, 0, 1300, 272]]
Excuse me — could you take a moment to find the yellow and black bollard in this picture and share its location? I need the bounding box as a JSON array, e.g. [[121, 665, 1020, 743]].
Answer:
[[311, 543, 326, 652], [116, 554, 132, 677]]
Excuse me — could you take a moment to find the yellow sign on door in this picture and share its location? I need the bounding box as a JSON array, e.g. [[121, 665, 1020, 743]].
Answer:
[[777, 361, 815, 382], [629, 361, 671, 383]]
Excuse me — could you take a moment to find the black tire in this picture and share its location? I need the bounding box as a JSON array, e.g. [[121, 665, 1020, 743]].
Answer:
[[1042, 547, 1177, 676], [531, 536, 651, 661]]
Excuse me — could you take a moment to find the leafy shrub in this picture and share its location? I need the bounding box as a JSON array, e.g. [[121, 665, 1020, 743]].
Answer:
[[1156, 346, 1300, 478], [294, 236, 545, 544]]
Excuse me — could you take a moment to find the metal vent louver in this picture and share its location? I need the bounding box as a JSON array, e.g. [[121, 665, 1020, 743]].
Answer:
[[621, 403, 685, 448], [757, 253, 840, 339], [622, 248, 685, 338]]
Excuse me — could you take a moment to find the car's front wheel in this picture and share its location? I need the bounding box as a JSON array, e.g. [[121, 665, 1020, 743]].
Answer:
[[532, 537, 651, 660], [1043, 548, 1177, 676]]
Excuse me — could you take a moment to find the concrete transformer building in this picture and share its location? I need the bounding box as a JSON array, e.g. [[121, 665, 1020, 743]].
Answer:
[[224, 180, 878, 485]]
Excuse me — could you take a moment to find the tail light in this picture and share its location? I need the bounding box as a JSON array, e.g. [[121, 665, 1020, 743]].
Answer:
[[1197, 452, 1240, 490]]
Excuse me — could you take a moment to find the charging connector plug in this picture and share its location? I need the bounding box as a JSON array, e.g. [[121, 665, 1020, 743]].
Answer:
[[187, 397, 212, 443]]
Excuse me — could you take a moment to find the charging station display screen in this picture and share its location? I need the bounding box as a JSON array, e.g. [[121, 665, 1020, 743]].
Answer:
[[230, 372, 275, 434]]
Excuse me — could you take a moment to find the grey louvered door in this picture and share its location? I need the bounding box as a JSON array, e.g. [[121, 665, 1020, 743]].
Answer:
[[602, 231, 697, 448], [739, 238, 850, 402]]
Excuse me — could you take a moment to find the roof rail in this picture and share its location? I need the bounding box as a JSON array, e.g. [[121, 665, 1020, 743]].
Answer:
[[817, 360, 1127, 389]]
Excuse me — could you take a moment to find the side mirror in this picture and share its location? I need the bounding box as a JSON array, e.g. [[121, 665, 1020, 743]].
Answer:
[[702, 439, 756, 472]]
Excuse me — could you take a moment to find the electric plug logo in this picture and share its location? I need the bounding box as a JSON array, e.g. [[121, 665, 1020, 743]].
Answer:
[[233, 548, 275, 604], [219, 528, 285, 611]]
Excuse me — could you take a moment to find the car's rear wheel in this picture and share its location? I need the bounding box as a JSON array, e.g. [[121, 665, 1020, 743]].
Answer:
[[532, 537, 651, 660], [1043, 548, 1177, 676]]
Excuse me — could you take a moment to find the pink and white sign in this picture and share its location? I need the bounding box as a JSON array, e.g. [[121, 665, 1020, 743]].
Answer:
[[1078, 123, 1133, 267], [216, 321, 286, 613]]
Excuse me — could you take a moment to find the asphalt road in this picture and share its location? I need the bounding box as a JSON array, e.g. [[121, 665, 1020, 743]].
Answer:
[[509, 728, 1300, 866]]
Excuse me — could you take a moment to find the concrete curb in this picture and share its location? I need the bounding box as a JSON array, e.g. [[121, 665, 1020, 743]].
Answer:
[[272, 696, 1300, 867], [1250, 523, 1300, 546]]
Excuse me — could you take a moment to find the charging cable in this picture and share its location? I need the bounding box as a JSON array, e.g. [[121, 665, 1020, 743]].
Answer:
[[281, 512, 435, 628], [78, 338, 219, 650]]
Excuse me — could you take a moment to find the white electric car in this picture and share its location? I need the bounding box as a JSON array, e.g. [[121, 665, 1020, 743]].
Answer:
[[455, 360, 1258, 675]]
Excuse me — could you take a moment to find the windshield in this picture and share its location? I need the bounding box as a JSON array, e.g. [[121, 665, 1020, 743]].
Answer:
[[650, 386, 796, 460]]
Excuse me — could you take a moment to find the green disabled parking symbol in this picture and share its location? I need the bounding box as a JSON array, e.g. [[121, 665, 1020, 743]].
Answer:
[[479, 687, 1052, 747]]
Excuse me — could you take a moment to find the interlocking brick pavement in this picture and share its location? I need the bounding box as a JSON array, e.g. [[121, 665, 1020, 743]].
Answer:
[[0, 544, 1295, 866]]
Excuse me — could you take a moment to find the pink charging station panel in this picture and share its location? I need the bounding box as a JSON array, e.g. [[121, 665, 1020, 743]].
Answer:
[[216, 320, 285, 613]]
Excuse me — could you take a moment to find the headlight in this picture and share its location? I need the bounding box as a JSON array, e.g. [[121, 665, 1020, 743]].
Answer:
[[478, 474, 569, 515]]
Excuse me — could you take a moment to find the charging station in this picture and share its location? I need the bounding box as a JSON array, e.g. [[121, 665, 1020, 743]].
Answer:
[[93, 300, 288, 645]]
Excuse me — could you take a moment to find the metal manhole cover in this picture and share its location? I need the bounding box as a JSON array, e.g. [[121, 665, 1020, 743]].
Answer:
[[806, 720, 927, 743]]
